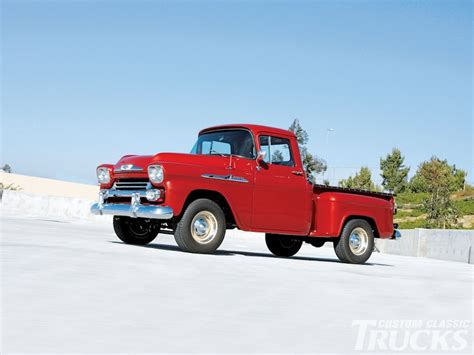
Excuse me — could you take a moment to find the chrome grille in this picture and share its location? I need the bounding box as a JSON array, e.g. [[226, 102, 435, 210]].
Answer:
[[114, 179, 149, 190]]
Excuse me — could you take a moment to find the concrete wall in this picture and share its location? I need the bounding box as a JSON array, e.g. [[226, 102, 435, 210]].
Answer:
[[376, 229, 474, 264], [0, 173, 101, 221], [1, 190, 109, 222], [0, 172, 98, 200]]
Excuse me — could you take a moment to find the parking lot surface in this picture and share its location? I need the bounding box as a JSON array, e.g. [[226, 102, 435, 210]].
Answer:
[[1, 213, 472, 353]]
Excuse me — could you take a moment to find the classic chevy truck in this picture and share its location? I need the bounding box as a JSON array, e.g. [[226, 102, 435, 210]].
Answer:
[[91, 124, 400, 264]]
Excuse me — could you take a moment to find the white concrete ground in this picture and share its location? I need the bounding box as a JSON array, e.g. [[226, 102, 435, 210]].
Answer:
[[1, 212, 473, 354]]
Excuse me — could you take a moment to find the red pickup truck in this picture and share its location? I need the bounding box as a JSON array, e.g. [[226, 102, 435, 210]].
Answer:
[[91, 124, 400, 264]]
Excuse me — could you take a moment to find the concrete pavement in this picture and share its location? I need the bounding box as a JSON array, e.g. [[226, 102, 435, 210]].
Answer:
[[1, 212, 472, 353]]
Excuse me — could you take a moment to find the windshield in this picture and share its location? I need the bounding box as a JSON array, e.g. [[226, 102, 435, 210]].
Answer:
[[191, 129, 256, 159]]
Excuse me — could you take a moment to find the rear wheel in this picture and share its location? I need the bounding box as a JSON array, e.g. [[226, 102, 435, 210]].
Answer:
[[113, 216, 160, 245], [265, 234, 302, 257], [333, 219, 374, 264], [174, 199, 226, 253]]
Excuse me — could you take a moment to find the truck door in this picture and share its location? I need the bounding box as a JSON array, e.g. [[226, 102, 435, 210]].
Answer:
[[252, 134, 312, 234]]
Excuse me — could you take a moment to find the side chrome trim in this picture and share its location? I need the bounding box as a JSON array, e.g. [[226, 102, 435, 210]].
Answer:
[[201, 174, 249, 183]]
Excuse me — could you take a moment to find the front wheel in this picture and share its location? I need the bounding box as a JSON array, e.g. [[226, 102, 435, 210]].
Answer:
[[265, 234, 303, 257], [333, 219, 374, 264], [113, 216, 160, 245], [309, 239, 326, 248], [174, 199, 226, 253]]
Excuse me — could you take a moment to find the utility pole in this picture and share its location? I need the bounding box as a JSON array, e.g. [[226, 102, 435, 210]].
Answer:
[[326, 128, 335, 145]]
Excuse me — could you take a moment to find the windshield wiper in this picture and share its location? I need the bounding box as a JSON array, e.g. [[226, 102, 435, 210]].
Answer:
[[209, 149, 227, 157]]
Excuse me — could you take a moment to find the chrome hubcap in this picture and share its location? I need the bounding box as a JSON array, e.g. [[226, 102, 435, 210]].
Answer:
[[191, 211, 218, 244], [194, 219, 209, 236], [128, 220, 153, 238], [349, 227, 369, 255]]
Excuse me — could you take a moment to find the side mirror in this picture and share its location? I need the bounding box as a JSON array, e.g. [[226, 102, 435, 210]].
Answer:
[[256, 150, 267, 162]]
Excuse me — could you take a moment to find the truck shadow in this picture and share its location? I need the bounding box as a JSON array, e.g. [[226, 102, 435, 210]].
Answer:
[[109, 241, 393, 267]]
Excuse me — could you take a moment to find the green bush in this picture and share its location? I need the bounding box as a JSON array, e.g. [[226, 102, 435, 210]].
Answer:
[[395, 192, 429, 205], [396, 209, 424, 218], [455, 199, 474, 216], [398, 219, 426, 229]]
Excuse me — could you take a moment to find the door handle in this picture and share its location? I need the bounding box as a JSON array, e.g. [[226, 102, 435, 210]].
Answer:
[[291, 171, 303, 176]]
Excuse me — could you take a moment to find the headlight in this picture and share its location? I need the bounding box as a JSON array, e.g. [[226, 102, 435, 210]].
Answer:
[[96, 167, 111, 184], [148, 165, 164, 184]]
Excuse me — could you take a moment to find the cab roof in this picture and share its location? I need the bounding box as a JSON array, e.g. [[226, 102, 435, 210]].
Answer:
[[199, 124, 295, 138]]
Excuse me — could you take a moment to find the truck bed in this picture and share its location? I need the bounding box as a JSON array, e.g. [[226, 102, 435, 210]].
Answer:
[[310, 184, 395, 238], [313, 184, 394, 200]]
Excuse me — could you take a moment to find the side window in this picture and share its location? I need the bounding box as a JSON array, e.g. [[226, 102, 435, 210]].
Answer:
[[270, 136, 293, 166], [259, 135, 294, 167], [258, 136, 271, 163]]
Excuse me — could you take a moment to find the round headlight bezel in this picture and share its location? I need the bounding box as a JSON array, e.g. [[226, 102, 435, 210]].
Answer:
[[148, 165, 164, 184], [96, 167, 111, 184], [145, 189, 162, 201]]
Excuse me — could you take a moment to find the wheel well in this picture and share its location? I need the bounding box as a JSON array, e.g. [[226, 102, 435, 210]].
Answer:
[[182, 190, 236, 228], [342, 215, 380, 238]]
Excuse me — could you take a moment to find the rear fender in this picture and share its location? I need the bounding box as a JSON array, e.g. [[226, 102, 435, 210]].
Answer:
[[313, 191, 393, 238], [339, 215, 380, 238]]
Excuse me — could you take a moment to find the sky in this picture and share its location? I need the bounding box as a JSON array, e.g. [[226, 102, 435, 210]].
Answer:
[[1, 0, 472, 185]]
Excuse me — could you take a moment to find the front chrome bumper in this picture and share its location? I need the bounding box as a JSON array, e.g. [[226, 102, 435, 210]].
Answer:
[[90, 190, 173, 219]]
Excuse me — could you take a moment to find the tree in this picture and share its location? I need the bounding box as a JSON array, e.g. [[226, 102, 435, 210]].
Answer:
[[339, 167, 375, 191], [409, 158, 467, 193], [409, 171, 428, 193], [412, 157, 459, 228], [380, 148, 409, 193], [1, 164, 11, 173], [422, 192, 459, 229], [271, 150, 284, 163], [288, 119, 327, 181], [452, 167, 467, 191]]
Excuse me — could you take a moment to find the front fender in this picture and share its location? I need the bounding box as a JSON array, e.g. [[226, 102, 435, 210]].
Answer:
[[161, 160, 254, 229]]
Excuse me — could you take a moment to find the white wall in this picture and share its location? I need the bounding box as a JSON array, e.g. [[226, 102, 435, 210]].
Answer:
[[0, 173, 102, 222], [1, 190, 109, 222], [376, 229, 474, 264]]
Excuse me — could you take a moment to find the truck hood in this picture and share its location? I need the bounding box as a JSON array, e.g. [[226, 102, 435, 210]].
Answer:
[[151, 152, 241, 170], [113, 155, 154, 173], [114, 152, 242, 174]]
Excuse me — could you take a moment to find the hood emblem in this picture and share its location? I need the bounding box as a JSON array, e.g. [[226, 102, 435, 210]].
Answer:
[[114, 164, 144, 173]]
